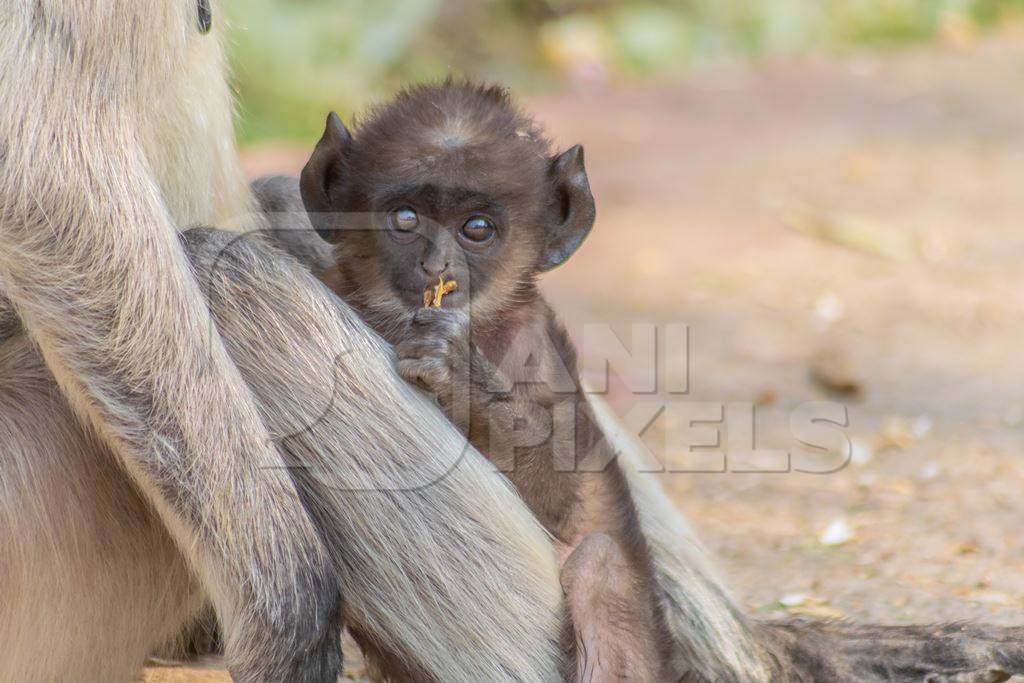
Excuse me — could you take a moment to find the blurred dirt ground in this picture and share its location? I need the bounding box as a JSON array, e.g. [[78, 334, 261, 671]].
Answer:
[[147, 38, 1024, 680]]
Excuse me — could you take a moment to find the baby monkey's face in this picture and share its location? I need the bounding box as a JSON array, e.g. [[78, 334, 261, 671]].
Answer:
[[300, 84, 596, 323]]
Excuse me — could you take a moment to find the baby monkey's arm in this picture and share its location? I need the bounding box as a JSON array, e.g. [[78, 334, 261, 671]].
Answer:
[[394, 307, 556, 438]]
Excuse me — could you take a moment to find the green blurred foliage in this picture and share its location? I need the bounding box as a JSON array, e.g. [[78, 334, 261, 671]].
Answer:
[[223, 0, 1024, 142]]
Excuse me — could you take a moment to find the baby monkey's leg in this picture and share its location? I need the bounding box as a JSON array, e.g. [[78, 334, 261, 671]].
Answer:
[[560, 533, 667, 683]]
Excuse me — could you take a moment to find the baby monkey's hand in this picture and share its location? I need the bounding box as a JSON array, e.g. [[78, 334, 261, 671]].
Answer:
[[395, 307, 471, 399]]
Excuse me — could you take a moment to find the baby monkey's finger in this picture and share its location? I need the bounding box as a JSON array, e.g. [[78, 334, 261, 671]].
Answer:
[[396, 357, 451, 390], [395, 337, 451, 360], [411, 307, 470, 331]]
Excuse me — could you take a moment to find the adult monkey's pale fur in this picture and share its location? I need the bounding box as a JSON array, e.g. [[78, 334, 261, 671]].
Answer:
[[0, 1, 568, 681]]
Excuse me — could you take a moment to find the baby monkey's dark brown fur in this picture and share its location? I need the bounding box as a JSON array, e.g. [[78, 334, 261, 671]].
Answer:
[[302, 81, 674, 681]]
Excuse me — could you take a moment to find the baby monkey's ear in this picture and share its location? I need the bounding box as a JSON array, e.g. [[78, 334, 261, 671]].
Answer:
[[539, 144, 596, 272], [300, 111, 352, 243]]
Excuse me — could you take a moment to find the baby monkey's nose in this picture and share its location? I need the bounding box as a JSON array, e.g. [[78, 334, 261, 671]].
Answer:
[[419, 257, 450, 278]]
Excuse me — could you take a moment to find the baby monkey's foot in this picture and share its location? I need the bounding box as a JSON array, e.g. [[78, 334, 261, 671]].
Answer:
[[395, 307, 471, 398]]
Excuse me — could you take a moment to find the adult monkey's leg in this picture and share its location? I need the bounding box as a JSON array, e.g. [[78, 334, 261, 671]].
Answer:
[[0, 3, 340, 679], [183, 227, 563, 681]]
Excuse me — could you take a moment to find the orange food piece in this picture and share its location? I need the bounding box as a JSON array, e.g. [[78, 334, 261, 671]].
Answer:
[[423, 276, 458, 308]]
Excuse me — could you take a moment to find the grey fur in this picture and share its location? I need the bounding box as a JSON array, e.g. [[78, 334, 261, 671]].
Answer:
[[251, 175, 336, 275]]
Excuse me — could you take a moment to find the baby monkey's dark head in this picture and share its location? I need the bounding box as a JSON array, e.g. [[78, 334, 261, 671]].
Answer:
[[300, 81, 595, 329]]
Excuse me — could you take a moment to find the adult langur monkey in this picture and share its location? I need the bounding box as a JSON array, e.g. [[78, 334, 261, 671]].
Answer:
[[0, 1, 753, 680], [2, 2, 1024, 682]]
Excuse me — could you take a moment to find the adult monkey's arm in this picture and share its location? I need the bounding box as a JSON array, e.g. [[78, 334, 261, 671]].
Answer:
[[185, 226, 564, 681], [0, 3, 340, 679]]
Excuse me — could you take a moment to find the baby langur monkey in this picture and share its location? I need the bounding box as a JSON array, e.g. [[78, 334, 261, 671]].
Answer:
[[301, 81, 673, 681]]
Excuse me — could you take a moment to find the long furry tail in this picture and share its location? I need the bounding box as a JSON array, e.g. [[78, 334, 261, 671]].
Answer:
[[758, 619, 1024, 682]]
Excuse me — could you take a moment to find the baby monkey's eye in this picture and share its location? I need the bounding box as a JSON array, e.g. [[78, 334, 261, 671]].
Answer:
[[389, 206, 419, 232], [386, 206, 420, 243], [460, 216, 496, 244]]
